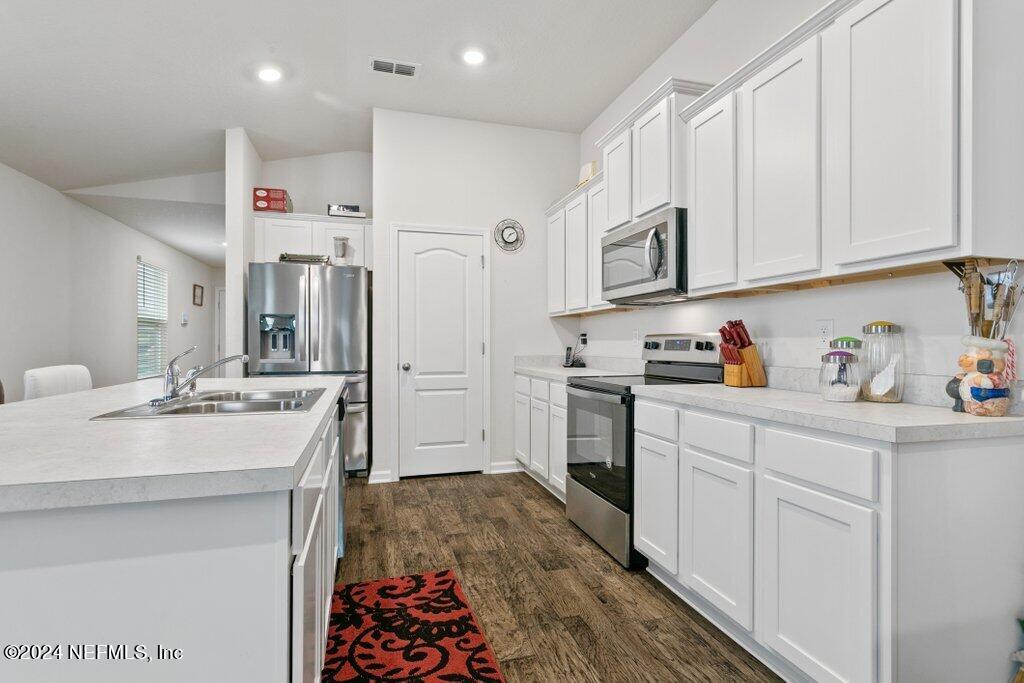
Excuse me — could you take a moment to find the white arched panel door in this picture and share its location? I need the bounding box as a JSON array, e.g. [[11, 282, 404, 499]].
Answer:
[[398, 231, 485, 477]]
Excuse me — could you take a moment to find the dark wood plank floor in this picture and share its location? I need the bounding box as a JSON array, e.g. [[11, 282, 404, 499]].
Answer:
[[338, 472, 779, 682]]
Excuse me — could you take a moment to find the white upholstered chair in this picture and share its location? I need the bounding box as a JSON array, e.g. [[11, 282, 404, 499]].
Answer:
[[23, 365, 93, 400]]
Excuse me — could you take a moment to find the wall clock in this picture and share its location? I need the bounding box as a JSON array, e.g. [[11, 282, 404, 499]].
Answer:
[[494, 219, 525, 252]]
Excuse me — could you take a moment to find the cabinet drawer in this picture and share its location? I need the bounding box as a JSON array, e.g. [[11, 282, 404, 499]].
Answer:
[[763, 428, 877, 501], [514, 375, 531, 395], [635, 401, 678, 441], [683, 410, 753, 464], [292, 439, 326, 554], [549, 382, 568, 408], [531, 378, 550, 402]]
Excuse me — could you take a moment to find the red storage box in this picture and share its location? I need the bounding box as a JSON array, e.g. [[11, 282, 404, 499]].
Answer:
[[253, 187, 292, 212]]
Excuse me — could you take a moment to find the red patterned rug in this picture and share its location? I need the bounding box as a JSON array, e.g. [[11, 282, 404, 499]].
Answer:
[[322, 569, 505, 682]]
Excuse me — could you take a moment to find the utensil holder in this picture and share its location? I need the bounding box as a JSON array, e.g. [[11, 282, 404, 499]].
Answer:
[[738, 345, 768, 387]]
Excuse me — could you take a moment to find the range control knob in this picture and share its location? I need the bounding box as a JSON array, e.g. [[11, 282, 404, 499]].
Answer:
[[643, 341, 660, 350], [694, 341, 706, 351], [704, 342, 715, 352]]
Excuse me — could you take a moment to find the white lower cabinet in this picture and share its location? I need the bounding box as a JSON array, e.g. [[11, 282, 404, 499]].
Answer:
[[548, 405, 567, 492], [679, 447, 753, 630], [633, 433, 679, 574], [760, 475, 876, 683], [633, 401, 882, 682], [514, 391, 530, 466], [530, 398, 550, 478], [291, 414, 340, 682], [512, 376, 569, 499]]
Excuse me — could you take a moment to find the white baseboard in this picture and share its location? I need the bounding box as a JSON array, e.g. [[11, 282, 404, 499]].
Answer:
[[645, 564, 810, 683], [366, 469, 395, 484], [489, 460, 524, 474]]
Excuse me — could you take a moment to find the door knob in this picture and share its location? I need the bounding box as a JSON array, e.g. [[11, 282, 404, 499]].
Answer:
[[401, 362, 411, 371]]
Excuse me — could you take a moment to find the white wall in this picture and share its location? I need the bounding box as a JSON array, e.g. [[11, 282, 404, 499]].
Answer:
[[0, 161, 217, 402], [372, 109, 579, 480], [579, 0, 828, 166], [223, 128, 261, 377], [261, 152, 371, 216]]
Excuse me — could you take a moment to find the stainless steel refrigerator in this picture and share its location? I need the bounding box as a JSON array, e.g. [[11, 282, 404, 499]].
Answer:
[[247, 262, 371, 474]]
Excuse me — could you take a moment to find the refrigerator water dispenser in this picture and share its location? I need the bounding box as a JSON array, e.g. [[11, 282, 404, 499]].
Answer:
[[259, 314, 296, 361]]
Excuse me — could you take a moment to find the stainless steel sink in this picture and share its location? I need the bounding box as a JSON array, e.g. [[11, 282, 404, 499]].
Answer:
[[91, 388, 326, 420], [157, 399, 305, 415], [196, 389, 318, 402]]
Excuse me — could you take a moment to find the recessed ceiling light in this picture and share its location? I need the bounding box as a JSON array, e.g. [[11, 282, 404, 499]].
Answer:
[[257, 66, 282, 83], [462, 50, 485, 66], [220, 242, 228, 247]]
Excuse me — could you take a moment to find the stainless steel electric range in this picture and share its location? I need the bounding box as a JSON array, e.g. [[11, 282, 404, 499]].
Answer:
[[565, 333, 724, 568]]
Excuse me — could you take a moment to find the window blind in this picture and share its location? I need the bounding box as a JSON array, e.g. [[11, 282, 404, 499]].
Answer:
[[137, 259, 168, 379]]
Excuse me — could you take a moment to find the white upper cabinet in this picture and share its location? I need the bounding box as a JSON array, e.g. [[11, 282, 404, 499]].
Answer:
[[564, 195, 588, 311], [263, 218, 313, 261], [823, 0, 958, 265], [314, 223, 371, 268], [603, 128, 633, 230], [740, 38, 821, 281], [255, 215, 371, 268], [632, 98, 671, 218], [586, 181, 610, 309], [687, 93, 738, 291], [546, 211, 566, 314]]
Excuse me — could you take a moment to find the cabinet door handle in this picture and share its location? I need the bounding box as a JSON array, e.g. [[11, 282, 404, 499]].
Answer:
[[401, 363, 412, 371]]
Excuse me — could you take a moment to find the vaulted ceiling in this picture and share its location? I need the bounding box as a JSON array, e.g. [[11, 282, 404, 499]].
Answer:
[[0, 0, 714, 190]]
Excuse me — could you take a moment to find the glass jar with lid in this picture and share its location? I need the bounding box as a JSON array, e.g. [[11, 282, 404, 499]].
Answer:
[[830, 336, 862, 351], [819, 351, 862, 402], [861, 321, 905, 402]]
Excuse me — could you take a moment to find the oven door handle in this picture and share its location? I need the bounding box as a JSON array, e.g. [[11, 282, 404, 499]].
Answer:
[[567, 386, 627, 405]]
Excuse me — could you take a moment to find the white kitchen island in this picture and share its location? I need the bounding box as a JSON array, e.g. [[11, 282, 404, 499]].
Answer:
[[0, 376, 346, 683], [628, 383, 1024, 683]]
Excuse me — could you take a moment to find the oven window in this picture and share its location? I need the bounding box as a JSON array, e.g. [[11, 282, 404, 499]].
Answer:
[[603, 222, 668, 292], [567, 391, 630, 511]]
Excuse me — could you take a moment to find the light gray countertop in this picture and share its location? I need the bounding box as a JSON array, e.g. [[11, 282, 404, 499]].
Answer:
[[630, 384, 1024, 444], [513, 364, 637, 381], [0, 376, 346, 513]]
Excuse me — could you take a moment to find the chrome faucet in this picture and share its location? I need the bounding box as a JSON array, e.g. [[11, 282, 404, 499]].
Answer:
[[162, 346, 198, 402], [175, 354, 248, 397], [154, 347, 248, 404]]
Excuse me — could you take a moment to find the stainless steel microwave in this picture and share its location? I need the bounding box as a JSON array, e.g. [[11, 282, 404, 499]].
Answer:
[[601, 207, 686, 305]]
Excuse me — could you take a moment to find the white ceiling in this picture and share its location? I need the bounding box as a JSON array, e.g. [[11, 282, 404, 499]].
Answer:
[[0, 0, 714, 191]]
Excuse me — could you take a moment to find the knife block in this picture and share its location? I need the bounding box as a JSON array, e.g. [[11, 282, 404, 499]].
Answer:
[[724, 346, 767, 388], [724, 363, 753, 387]]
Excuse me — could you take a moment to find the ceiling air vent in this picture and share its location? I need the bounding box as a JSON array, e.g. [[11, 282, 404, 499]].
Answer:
[[370, 57, 419, 78]]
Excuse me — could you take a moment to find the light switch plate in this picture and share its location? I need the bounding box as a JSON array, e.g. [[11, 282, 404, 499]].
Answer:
[[181, 312, 189, 326]]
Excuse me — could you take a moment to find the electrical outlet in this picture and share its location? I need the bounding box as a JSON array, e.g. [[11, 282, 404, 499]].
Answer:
[[632, 329, 640, 346], [815, 319, 834, 349]]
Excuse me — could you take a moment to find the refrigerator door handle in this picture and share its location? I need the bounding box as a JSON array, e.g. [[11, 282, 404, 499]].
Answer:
[[311, 271, 320, 363], [298, 274, 307, 362]]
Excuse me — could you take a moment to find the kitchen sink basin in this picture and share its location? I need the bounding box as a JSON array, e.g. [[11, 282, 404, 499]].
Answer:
[[195, 389, 318, 402], [157, 399, 305, 415], [91, 387, 326, 420]]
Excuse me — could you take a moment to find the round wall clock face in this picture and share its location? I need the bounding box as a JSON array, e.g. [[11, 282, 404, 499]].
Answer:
[[494, 219, 525, 252]]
